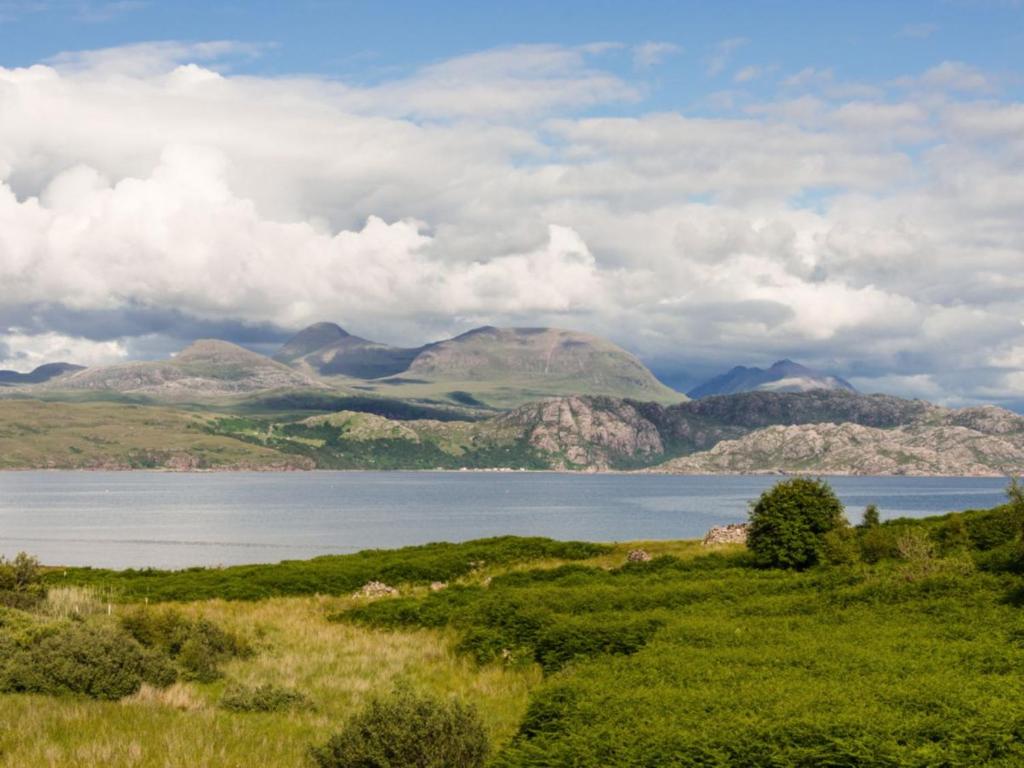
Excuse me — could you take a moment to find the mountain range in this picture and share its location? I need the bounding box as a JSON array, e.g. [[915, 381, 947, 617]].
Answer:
[[12, 322, 684, 409], [2, 322, 1021, 476], [688, 359, 856, 398]]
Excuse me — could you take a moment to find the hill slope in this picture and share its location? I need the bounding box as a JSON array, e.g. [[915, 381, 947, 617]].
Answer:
[[689, 359, 856, 398], [47, 340, 322, 400], [0, 363, 84, 386], [0, 400, 311, 470]]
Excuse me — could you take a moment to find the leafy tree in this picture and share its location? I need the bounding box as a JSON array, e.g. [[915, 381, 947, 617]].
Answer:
[[311, 687, 488, 768], [747, 478, 846, 569], [0, 552, 40, 592], [860, 504, 881, 529]]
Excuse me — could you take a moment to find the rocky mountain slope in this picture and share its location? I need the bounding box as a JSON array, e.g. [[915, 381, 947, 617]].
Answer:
[[689, 359, 856, 398], [272, 322, 685, 408], [656, 422, 1024, 476], [45, 340, 322, 399]]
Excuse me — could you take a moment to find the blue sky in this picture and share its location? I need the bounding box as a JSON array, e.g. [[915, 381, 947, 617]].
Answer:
[[3, 1, 1022, 104], [0, 0, 1022, 407]]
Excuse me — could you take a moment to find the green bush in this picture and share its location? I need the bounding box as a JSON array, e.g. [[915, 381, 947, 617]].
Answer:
[[0, 623, 173, 700], [0, 552, 40, 589], [219, 682, 309, 712], [120, 608, 249, 682], [747, 478, 847, 568], [821, 526, 860, 566], [860, 503, 881, 528], [534, 616, 663, 672], [310, 687, 488, 768], [50, 537, 611, 602]]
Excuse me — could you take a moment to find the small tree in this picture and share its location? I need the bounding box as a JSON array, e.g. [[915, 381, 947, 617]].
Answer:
[[747, 478, 847, 569], [861, 504, 881, 529], [0, 552, 40, 592], [311, 687, 488, 768]]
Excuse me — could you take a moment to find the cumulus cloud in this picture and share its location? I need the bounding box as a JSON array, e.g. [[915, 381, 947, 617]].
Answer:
[[0, 331, 127, 371], [0, 41, 1021, 406]]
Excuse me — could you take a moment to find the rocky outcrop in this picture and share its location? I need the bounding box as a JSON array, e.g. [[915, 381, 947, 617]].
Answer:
[[498, 396, 664, 470], [655, 422, 1024, 477], [703, 524, 749, 545], [627, 549, 652, 562], [354, 581, 398, 598]]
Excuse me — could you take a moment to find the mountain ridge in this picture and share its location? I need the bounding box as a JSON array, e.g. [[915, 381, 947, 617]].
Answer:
[[689, 359, 857, 398]]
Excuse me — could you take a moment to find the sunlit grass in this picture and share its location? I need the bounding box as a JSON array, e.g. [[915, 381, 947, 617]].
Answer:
[[0, 595, 538, 768]]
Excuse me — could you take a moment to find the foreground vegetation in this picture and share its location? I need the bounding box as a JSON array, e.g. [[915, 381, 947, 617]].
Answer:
[[2, 484, 1023, 766]]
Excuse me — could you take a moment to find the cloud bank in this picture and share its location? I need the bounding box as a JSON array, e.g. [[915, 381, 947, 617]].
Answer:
[[0, 42, 1021, 406]]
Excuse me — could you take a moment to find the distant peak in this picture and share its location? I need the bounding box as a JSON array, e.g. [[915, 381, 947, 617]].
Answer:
[[303, 322, 350, 338], [176, 339, 252, 358]]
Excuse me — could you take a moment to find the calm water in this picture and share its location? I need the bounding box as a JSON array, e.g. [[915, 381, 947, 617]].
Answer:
[[0, 471, 1011, 569]]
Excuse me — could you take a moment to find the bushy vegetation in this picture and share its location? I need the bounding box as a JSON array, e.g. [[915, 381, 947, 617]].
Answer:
[[0, 597, 247, 701], [310, 687, 489, 768], [48, 537, 611, 602], [6, 482, 1024, 766], [219, 682, 309, 713], [747, 477, 847, 568], [0, 551, 44, 609], [120, 606, 250, 681], [0, 621, 174, 699], [331, 482, 1024, 766]]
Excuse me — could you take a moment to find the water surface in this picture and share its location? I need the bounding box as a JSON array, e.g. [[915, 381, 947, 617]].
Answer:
[[0, 472, 1009, 568]]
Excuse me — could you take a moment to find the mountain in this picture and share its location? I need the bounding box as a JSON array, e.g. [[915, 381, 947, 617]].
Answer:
[[272, 322, 420, 379], [274, 323, 686, 408], [0, 362, 85, 386], [688, 359, 857, 398], [47, 340, 322, 399]]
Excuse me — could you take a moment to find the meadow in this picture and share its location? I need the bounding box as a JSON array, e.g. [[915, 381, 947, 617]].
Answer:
[[1, 495, 1022, 767]]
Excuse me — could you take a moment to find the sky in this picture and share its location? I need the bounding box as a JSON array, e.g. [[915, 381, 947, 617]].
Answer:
[[0, 1, 1022, 407]]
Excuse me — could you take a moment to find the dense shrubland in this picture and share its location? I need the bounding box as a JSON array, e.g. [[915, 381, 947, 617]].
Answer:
[[46, 536, 611, 602]]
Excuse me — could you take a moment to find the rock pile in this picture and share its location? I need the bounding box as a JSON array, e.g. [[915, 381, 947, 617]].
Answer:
[[627, 548, 652, 562], [702, 524, 749, 546], [354, 581, 398, 598], [429, 581, 447, 592]]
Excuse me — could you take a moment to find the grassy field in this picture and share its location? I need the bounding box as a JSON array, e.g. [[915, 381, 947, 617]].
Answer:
[[3, 507, 1024, 767], [0, 400, 303, 470]]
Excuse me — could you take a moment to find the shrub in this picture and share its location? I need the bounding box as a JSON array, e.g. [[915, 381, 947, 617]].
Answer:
[[859, 525, 898, 563], [120, 608, 249, 682], [0, 553, 44, 607], [310, 687, 488, 768], [534, 616, 663, 672], [220, 682, 309, 712], [747, 478, 847, 569], [0, 623, 173, 700], [821, 526, 860, 566]]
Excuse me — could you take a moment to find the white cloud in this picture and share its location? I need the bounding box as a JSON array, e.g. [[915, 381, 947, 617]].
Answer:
[[0, 42, 1021, 406], [705, 37, 747, 77], [733, 65, 762, 83], [0, 331, 127, 371], [632, 42, 681, 69]]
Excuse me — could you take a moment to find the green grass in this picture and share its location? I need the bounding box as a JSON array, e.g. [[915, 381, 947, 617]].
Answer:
[[0, 400, 304, 470]]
